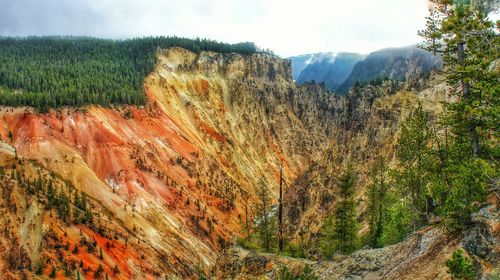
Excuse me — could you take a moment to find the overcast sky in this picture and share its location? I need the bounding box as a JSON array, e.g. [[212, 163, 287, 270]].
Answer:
[[0, 0, 431, 57]]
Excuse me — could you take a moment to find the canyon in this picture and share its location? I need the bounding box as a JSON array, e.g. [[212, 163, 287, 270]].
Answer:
[[0, 46, 497, 280]]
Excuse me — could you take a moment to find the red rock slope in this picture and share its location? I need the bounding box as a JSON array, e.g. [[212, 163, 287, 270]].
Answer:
[[0, 48, 337, 279]]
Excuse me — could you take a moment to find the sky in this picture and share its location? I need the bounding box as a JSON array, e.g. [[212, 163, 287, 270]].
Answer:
[[0, 0, 432, 57]]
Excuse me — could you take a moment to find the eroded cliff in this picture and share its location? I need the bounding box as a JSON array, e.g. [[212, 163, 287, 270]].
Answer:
[[0, 48, 340, 279]]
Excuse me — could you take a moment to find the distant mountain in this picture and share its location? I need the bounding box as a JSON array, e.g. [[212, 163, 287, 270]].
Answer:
[[288, 52, 364, 91], [337, 46, 442, 94], [288, 53, 319, 80]]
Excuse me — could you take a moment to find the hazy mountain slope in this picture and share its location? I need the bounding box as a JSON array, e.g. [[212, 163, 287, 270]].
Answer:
[[337, 47, 442, 94], [296, 53, 364, 91], [289, 54, 318, 80]]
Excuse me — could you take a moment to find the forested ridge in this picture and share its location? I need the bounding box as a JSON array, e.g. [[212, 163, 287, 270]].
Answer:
[[0, 36, 259, 110]]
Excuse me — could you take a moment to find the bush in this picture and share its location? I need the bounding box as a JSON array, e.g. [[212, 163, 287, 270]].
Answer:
[[276, 266, 294, 280], [446, 249, 475, 280]]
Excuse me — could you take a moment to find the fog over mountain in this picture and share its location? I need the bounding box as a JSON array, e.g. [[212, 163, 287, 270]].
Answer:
[[289, 46, 441, 94]]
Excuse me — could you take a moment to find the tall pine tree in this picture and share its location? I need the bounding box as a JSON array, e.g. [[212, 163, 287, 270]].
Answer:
[[332, 164, 358, 254], [419, 0, 497, 229]]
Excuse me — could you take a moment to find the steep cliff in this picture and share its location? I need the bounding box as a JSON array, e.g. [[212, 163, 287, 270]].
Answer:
[[337, 47, 442, 94], [290, 53, 364, 91], [0, 46, 479, 280], [0, 48, 341, 279], [284, 75, 451, 247]]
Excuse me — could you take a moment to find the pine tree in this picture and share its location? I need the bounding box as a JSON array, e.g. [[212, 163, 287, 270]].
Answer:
[[419, 0, 498, 158], [318, 215, 336, 259], [47, 180, 55, 208], [332, 164, 358, 254], [396, 103, 434, 226], [255, 180, 276, 252], [49, 266, 56, 278], [366, 158, 389, 248], [419, 0, 496, 229], [446, 249, 475, 280]]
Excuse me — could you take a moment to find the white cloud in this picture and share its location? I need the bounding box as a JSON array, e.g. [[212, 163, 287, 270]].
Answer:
[[0, 0, 430, 56]]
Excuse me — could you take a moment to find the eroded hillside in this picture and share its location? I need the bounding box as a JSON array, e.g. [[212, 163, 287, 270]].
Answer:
[[0, 48, 343, 279], [0, 46, 476, 280]]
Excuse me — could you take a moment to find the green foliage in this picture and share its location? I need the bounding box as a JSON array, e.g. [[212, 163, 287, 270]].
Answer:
[[419, 1, 497, 230], [74, 191, 93, 225], [332, 165, 358, 254], [282, 241, 307, 258], [276, 265, 318, 280], [0, 36, 260, 109], [255, 181, 276, 252], [95, 264, 104, 278], [298, 265, 318, 280], [366, 158, 390, 248], [276, 266, 295, 280], [49, 266, 57, 278], [318, 215, 336, 259], [43, 178, 72, 222], [379, 200, 413, 246], [319, 165, 358, 257], [396, 103, 434, 225], [420, 1, 499, 158], [434, 157, 489, 229], [35, 258, 45, 275], [446, 249, 475, 280]]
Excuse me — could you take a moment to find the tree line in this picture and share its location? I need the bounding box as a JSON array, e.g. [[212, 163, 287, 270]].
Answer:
[[0, 36, 260, 111]]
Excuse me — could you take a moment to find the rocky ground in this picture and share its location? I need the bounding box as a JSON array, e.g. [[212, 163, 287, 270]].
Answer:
[[214, 195, 499, 279]]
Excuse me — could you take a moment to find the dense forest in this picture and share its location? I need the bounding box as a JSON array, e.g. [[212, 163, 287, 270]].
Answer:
[[0, 36, 259, 110]]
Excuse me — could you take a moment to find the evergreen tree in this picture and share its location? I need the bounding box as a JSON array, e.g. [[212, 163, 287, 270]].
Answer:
[[396, 103, 434, 226], [298, 265, 318, 280], [420, 0, 499, 159], [332, 165, 358, 254], [95, 264, 104, 278], [379, 200, 412, 246], [49, 266, 57, 278], [419, 0, 497, 229], [47, 179, 55, 208], [318, 215, 336, 259], [446, 249, 475, 280], [276, 266, 294, 280], [366, 158, 389, 248], [0, 36, 262, 109], [255, 180, 276, 252]]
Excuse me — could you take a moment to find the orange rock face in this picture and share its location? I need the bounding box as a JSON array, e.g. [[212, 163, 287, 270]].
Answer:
[[0, 48, 337, 278]]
